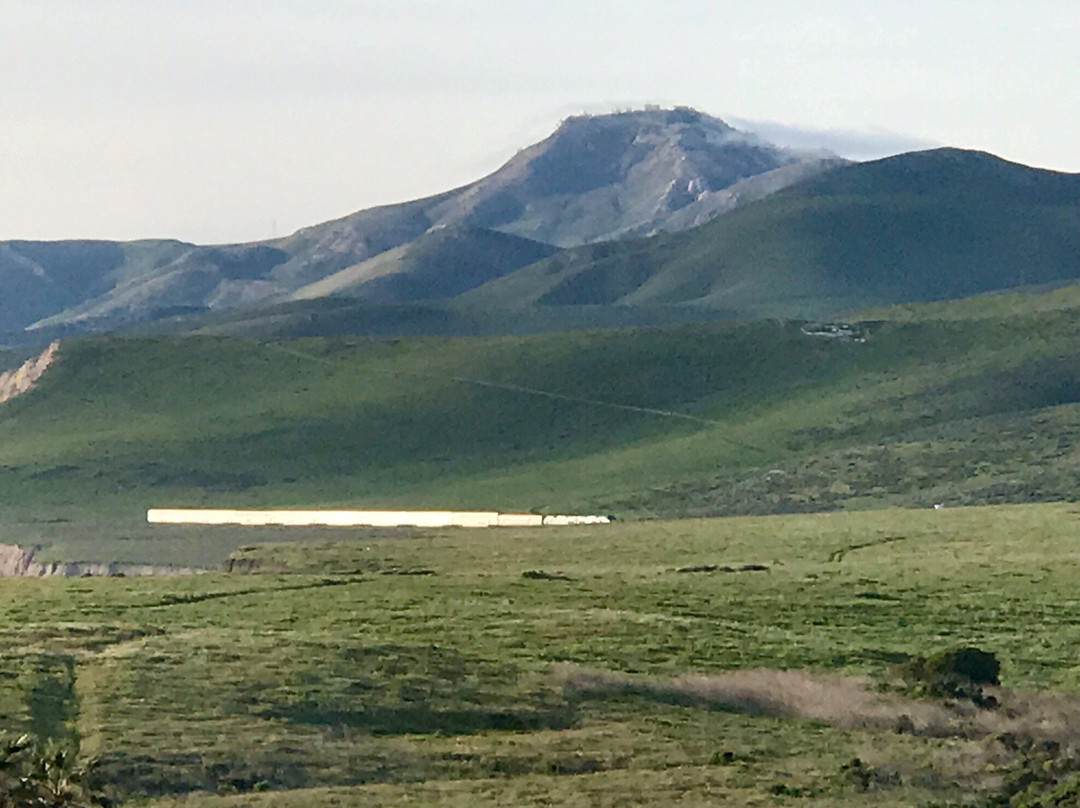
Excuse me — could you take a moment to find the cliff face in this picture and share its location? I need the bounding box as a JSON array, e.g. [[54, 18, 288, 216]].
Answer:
[[0, 341, 59, 405], [0, 543, 201, 577], [0, 544, 34, 576]]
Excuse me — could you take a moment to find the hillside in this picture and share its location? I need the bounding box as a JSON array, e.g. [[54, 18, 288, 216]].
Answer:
[[0, 239, 195, 331], [6, 240, 292, 335], [2, 108, 833, 338], [290, 226, 558, 302], [462, 149, 1080, 319], [8, 288, 1080, 542], [162, 297, 739, 340]]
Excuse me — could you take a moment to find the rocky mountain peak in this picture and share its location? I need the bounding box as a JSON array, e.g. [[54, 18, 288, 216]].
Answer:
[[425, 106, 836, 247], [486, 107, 803, 205]]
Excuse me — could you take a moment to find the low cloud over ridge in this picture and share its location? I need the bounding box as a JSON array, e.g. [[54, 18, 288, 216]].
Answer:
[[730, 118, 940, 161]]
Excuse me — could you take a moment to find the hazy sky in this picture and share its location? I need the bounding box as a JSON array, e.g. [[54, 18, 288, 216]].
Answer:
[[2, 0, 1078, 244]]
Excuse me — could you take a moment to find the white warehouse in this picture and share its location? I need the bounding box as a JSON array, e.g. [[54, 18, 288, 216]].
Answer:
[[146, 509, 613, 528]]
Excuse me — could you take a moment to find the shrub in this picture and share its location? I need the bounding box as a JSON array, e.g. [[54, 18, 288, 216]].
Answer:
[[0, 732, 108, 806], [899, 647, 1001, 707]]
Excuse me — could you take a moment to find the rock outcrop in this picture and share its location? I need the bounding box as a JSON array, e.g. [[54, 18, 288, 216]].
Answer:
[[0, 543, 201, 577], [0, 341, 59, 404]]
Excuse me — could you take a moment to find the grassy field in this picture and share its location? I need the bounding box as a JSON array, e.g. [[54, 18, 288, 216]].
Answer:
[[3, 504, 1080, 805]]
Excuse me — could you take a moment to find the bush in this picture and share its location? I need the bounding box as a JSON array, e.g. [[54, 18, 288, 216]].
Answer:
[[899, 647, 1001, 707], [0, 732, 107, 807]]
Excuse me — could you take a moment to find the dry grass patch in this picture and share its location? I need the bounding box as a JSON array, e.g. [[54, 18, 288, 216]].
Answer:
[[560, 666, 1080, 748]]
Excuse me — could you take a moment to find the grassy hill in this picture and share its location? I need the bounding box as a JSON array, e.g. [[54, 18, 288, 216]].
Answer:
[[463, 149, 1080, 319], [7, 283, 1080, 553], [163, 297, 739, 340]]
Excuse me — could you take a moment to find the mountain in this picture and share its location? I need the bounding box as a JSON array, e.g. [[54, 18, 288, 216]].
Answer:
[[0, 239, 189, 332], [273, 107, 837, 285], [1, 108, 836, 338], [16, 142, 1077, 343], [460, 148, 1080, 319]]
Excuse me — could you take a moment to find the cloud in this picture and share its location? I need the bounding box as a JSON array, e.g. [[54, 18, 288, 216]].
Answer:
[[728, 118, 940, 161]]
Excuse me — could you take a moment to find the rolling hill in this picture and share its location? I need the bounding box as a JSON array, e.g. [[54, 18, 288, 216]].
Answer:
[[8, 283, 1080, 543]]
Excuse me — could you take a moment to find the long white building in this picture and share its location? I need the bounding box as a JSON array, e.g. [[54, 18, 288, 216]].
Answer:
[[146, 509, 613, 528]]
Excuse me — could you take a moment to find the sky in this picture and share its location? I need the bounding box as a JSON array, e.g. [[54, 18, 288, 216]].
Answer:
[[2, 0, 1078, 244]]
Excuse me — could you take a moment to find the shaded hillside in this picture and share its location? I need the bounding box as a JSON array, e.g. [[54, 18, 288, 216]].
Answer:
[[8, 290, 1080, 522], [291, 226, 558, 302], [3, 108, 832, 338], [15, 240, 290, 334], [463, 149, 1080, 319], [0, 239, 192, 331], [144, 297, 736, 341]]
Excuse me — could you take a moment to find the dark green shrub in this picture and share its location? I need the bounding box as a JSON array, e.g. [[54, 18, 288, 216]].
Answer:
[[902, 646, 1000, 684], [926, 647, 1001, 684], [899, 647, 1001, 707]]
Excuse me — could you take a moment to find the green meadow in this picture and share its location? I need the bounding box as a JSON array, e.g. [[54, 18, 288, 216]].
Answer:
[[3, 504, 1080, 805]]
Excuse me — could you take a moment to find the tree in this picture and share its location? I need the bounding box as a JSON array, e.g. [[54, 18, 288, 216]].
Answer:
[[0, 733, 106, 807]]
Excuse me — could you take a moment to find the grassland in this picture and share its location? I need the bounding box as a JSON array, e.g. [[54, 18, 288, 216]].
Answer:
[[7, 295, 1080, 553], [3, 504, 1080, 805]]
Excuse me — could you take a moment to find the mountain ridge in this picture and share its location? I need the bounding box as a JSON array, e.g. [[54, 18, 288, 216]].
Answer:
[[457, 147, 1080, 319], [290, 226, 559, 303], [7, 115, 1079, 343], [2, 108, 836, 339]]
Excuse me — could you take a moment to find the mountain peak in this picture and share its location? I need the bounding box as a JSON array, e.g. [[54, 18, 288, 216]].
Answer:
[[552, 105, 735, 132], [433, 106, 835, 246]]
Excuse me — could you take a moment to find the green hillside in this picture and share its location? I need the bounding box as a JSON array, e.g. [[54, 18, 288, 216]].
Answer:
[[168, 297, 737, 340], [7, 286, 1080, 547], [463, 149, 1080, 319]]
